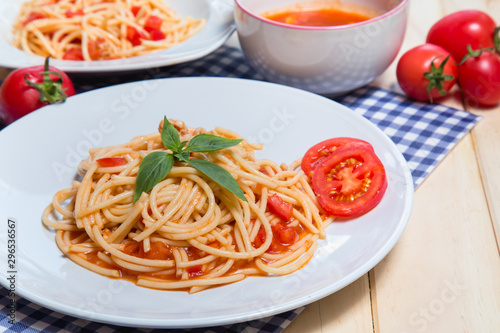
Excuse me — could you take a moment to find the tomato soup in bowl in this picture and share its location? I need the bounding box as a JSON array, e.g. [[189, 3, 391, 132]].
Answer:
[[235, 0, 409, 95]]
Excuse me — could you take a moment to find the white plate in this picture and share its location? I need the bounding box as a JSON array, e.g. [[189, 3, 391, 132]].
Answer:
[[0, 77, 413, 328], [0, 0, 235, 72]]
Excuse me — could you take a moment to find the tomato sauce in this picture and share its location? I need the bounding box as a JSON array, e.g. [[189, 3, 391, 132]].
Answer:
[[264, 8, 372, 27]]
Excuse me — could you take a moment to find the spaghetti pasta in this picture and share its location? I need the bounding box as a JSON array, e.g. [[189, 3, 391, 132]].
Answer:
[[42, 119, 334, 293], [12, 0, 206, 60]]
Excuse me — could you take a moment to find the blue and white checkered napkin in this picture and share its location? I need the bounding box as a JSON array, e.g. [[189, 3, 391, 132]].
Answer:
[[0, 45, 480, 333]]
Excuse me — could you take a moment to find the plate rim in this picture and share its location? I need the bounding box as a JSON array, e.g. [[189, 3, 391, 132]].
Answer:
[[0, 77, 414, 328]]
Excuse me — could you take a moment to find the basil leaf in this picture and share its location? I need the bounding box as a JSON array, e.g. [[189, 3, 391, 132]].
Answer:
[[188, 158, 247, 202], [161, 116, 181, 153], [134, 152, 174, 203], [185, 134, 242, 152], [174, 150, 190, 163]]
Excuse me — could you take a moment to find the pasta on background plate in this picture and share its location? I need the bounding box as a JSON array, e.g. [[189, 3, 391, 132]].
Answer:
[[42, 119, 333, 293], [13, 0, 205, 61]]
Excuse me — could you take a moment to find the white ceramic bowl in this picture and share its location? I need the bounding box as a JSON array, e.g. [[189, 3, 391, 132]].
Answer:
[[235, 0, 409, 96]]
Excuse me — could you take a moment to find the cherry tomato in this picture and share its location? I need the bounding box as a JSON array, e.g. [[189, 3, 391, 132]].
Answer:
[[301, 137, 374, 178], [23, 12, 47, 26], [88, 39, 106, 60], [149, 29, 166, 41], [396, 44, 457, 102], [312, 146, 387, 217], [0, 57, 75, 125], [96, 157, 127, 167], [276, 224, 297, 245], [267, 194, 293, 222], [458, 49, 500, 106], [427, 10, 496, 63]]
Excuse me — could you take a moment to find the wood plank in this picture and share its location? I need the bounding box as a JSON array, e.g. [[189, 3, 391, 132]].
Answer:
[[285, 275, 373, 333], [372, 135, 500, 332]]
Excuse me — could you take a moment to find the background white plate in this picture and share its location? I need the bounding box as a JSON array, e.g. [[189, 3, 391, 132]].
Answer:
[[0, 77, 413, 328], [0, 0, 235, 72]]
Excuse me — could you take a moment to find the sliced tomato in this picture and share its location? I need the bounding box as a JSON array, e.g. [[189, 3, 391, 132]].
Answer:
[[23, 12, 48, 25], [96, 157, 127, 167], [267, 194, 293, 222], [62, 47, 83, 60], [126, 26, 143, 46], [131, 6, 141, 16], [186, 265, 203, 277], [144, 15, 163, 31], [88, 38, 105, 60], [301, 137, 374, 178], [312, 146, 387, 217], [149, 29, 166, 41], [65, 9, 84, 18], [275, 223, 297, 245]]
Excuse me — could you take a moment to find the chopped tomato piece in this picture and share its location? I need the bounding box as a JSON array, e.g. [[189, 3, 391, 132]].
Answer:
[[186, 265, 203, 277], [126, 26, 144, 46], [144, 15, 163, 31], [312, 146, 387, 217], [122, 240, 172, 260], [278, 226, 297, 245], [131, 6, 141, 16], [23, 12, 48, 25], [65, 9, 84, 18], [253, 228, 266, 248], [267, 194, 293, 222], [88, 38, 105, 60], [96, 157, 127, 167], [301, 137, 374, 178], [149, 29, 166, 41], [62, 47, 83, 60]]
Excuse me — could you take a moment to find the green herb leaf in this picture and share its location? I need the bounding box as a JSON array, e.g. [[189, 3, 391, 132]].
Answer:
[[188, 158, 247, 202], [133, 152, 174, 203], [174, 150, 190, 163], [161, 116, 181, 153], [185, 134, 242, 152]]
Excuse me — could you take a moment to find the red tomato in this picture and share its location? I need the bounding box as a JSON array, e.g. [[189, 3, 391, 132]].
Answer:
[[126, 26, 143, 46], [458, 49, 500, 106], [131, 6, 141, 16], [427, 10, 496, 63], [396, 44, 457, 102], [88, 38, 105, 60], [123, 240, 172, 260], [96, 157, 127, 167], [186, 265, 203, 277], [149, 29, 166, 41], [144, 15, 163, 31], [267, 194, 293, 222], [23, 12, 47, 25], [276, 225, 297, 245], [312, 146, 387, 217], [65, 9, 84, 18], [301, 137, 374, 178], [0, 58, 75, 125], [62, 47, 83, 60]]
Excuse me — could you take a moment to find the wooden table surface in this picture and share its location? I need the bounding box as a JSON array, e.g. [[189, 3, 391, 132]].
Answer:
[[0, 0, 499, 332]]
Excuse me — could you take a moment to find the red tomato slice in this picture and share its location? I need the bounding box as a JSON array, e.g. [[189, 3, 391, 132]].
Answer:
[[65, 9, 84, 18], [131, 6, 141, 16], [312, 146, 387, 217], [186, 265, 203, 277], [267, 194, 293, 221], [149, 29, 166, 41], [301, 137, 374, 178], [144, 15, 163, 31], [62, 47, 83, 60], [88, 38, 105, 60], [126, 26, 143, 46], [23, 12, 47, 25], [277, 225, 297, 245], [96, 157, 127, 167]]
